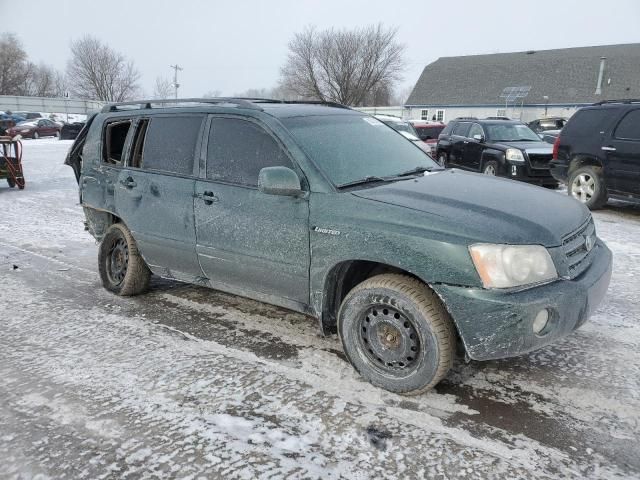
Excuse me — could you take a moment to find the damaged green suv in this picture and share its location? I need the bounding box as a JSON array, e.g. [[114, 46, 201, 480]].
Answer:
[[67, 99, 612, 394]]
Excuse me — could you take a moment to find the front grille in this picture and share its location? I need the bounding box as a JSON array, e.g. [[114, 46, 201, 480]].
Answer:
[[528, 153, 553, 170], [562, 218, 597, 278]]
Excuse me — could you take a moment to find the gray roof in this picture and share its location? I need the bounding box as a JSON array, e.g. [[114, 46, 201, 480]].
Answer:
[[406, 43, 640, 106]]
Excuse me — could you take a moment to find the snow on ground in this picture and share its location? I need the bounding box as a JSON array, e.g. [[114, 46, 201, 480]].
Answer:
[[0, 138, 639, 479]]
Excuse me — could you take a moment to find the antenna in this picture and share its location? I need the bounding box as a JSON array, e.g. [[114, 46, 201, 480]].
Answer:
[[170, 64, 183, 100]]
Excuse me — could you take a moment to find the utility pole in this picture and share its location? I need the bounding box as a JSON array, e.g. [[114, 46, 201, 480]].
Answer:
[[170, 64, 183, 99]]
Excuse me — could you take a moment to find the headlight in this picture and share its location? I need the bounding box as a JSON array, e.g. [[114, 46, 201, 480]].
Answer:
[[505, 148, 525, 163], [469, 244, 557, 288]]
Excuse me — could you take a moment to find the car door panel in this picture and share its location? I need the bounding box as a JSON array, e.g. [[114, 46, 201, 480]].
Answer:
[[115, 115, 205, 278], [194, 115, 310, 305], [607, 109, 640, 196]]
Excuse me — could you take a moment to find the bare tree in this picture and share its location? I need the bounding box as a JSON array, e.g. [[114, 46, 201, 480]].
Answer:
[[153, 76, 174, 99], [66, 35, 141, 101], [280, 24, 405, 106], [0, 33, 31, 95]]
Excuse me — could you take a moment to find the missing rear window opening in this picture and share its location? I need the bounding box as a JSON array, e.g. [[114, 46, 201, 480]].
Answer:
[[130, 119, 149, 168], [103, 120, 131, 165]]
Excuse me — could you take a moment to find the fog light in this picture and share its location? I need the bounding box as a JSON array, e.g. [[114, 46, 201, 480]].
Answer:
[[532, 309, 549, 335]]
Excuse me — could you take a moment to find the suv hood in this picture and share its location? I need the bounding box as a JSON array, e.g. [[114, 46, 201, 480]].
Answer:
[[351, 169, 588, 246], [492, 140, 553, 153]]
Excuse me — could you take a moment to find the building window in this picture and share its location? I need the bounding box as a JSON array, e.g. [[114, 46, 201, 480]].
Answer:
[[436, 109, 445, 122], [420, 109, 429, 120], [496, 109, 506, 117]]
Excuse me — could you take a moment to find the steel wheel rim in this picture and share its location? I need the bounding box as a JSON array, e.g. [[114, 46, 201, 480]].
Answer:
[[484, 164, 496, 175], [571, 173, 595, 203], [438, 155, 446, 167], [357, 305, 421, 377], [107, 236, 129, 286]]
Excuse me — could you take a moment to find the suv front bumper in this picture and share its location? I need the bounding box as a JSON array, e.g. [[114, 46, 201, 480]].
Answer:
[[432, 240, 612, 361], [507, 162, 557, 185]]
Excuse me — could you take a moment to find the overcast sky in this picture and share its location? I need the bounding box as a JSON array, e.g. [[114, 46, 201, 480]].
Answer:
[[5, 0, 640, 98]]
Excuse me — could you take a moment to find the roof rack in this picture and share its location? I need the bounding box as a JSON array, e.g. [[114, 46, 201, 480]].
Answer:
[[453, 116, 478, 120], [101, 97, 264, 113], [101, 97, 352, 113], [592, 98, 640, 106]]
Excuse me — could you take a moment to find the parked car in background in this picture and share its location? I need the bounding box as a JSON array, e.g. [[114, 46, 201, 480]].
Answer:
[[7, 118, 61, 139], [397, 130, 434, 156], [14, 111, 43, 120], [66, 98, 611, 395], [374, 115, 418, 135], [0, 119, 17, 136], [60, 121, 86, 140], [550, 99, 640, 209], [540, 129, 561, 144], [437, 119, 558, 187], [408, 120, 446, 156], [528, 117, 567, 134]]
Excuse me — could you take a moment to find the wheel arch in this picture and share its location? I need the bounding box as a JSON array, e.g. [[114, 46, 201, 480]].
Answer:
[[568, 155, 603, 174]]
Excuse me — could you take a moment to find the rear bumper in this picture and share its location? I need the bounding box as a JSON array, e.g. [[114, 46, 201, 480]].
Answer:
[[432, 240, 612, 361], [549, 160, 570, 183]]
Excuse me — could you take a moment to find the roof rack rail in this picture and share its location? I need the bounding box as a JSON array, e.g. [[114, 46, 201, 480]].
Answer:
[[101, 97, 264, 113], [101, 97, 353, 113], [248, 98, 352, 110], [453, 116, 478, 120], [592, 98, 640, 106]]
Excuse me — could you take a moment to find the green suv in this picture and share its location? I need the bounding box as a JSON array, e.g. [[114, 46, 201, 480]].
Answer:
[[66, 99, 612, 394]]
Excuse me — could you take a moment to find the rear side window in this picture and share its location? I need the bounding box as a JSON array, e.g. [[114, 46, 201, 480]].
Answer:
[[453, 122, 471, 137], [206, 118, 293, 187], [614, 109, 640, 140], [142, 116, 204, 175], [103, 120, 132, 165], [440, 123, 453, 136], [562, 108, 619, 137]]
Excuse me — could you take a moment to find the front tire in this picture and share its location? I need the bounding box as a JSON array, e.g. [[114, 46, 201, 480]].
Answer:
[[482, 160, 498, 176], [98, 223, 151, 296], [338, 274, 455, 395], [33, 131, 39, 139], [568, 165, 607, 209]]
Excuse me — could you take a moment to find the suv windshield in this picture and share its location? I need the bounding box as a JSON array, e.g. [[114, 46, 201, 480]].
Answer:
[[485, 123, 540, 142], [283, 114, 438, 187]]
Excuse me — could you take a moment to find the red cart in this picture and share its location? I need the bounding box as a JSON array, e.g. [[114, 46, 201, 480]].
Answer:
[[0, 136, 25, 189]]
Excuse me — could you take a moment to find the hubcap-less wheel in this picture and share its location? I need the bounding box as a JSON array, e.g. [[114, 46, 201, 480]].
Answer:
[[483, 164, 496, 175], [107, 236, 129, 285], [438, 154, 447, 167], [358, 305, 421, 375], [571, 173, 596, 203], [33, 132, 39, 139]]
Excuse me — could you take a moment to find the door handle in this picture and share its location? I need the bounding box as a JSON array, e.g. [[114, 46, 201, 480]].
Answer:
[[195, 191, 218, 205], [601, 146, 616, 152], [120, 177, 137, 188]]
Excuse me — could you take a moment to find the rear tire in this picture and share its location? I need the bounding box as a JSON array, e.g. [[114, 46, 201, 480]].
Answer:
[[568, 165, 607, 209], [98, 223, 151, 296], [338, 274, 455, 395]]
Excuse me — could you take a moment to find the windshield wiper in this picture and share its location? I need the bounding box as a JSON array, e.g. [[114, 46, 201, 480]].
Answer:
[[337, 176, 392, 189], [393, 166, 436, 177]]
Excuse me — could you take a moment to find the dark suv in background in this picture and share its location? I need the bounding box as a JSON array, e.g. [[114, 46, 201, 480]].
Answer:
[[436, 118, 557, 187], [550, 99, 640, 209]]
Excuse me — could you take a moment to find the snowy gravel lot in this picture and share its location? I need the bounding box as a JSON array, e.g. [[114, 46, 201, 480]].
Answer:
[[1, 138, 639, 479]]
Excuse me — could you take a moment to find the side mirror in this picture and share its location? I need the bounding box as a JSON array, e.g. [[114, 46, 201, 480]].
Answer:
[[258, 166, 303, 196], [473, 134, 484, 142]]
